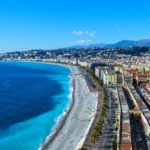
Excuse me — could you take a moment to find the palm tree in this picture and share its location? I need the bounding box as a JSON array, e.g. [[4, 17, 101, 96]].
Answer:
[[100, 114, 105, 121], [95, 123, 103, 132], [79, 148, 88, 150], [94, 124, 102, 131], [91, 129, 100, 138], [90, 136, 96, 147], [111, 140, 117, 150]]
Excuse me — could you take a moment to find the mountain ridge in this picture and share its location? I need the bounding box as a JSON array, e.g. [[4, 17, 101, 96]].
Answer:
[[66, 39, 150, 49]]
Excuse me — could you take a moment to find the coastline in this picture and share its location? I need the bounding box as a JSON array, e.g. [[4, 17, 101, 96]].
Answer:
[[38, 62, 76, 149], [39, 62, 97, 150], [42, 64, 97, 150], [39, 71, 75, 150], [0, 61, 75, 150], [0, 61, 98, 150]]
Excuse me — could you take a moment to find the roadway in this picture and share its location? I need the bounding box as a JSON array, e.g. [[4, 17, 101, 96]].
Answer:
[[123, 88, 148, 150], [130, 113, 148, 150], [97, 87, 116, 150], [123, 87, 135, 110]]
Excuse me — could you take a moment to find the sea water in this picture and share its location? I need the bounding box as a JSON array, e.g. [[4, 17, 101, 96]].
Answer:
[[0, 61, 72, 150]]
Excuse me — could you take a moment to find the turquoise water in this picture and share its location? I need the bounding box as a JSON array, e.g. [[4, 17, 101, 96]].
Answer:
[[0, 61, 72, 150]]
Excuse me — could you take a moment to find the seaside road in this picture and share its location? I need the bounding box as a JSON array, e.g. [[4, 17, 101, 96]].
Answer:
[[97, 88, 116, 150], [43, 66, 97, 150]]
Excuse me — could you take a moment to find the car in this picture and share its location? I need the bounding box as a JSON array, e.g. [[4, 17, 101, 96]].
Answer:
[[136, 135, 142, 142], [136, 119, 140, 123], [109, 128, 114, 131]]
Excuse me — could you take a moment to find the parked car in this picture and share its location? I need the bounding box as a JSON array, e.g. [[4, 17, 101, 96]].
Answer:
[[136, 135, 142, 142]]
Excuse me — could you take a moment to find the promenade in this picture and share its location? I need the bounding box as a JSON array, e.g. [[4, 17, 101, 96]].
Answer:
[[42, 66, 97, 150]]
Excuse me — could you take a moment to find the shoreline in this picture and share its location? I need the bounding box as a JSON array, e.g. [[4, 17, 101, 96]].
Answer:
[[1, 61, 98, 150], [43, 65, 97, 150], [39, 63, 75, 150], [38, 62, 97, 150], [39, 77, 75, 150], [0, 61, 75, 150]]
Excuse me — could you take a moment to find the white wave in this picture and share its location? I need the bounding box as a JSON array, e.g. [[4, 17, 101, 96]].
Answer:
[[38, 75, 74, 150]]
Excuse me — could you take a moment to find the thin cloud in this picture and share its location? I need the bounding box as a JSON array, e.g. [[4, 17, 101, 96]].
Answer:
[[72, 30, 96, 36], [70, 40, 92, 44], [116, 25, 122, 32], [118, 29, 122, 32], [72, 30, 83, 35], [89, 33, 94, 36]]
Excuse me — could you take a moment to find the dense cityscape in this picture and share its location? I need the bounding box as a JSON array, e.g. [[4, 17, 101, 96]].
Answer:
[[1, 46, 150, 150], [1, 0, 150, 149]]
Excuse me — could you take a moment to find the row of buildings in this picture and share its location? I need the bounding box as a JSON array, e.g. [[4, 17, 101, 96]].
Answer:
[[95, 66, 150, 87], [2, 47, 150, 150], [117, 86, 132, 150], [126, 84, 150, 137], [94, 65, 150, 149], [95, 67, 122, 86]]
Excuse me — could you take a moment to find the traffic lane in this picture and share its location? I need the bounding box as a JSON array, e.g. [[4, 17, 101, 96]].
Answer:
[[130, 113, 147, 150], [130, 114, 143, 150], [98, 131, 114, 149], [99, 123, 115, 147], [123, 89, 134, 109], [137, 124, 148, 150], [98, 88, 117, 150], [136, 142, 144, 150], [137, 116, 148, 149], [130, 115, 137, 150], [135, 126, 145, 150], [133, 115, 148, 150], [98, 131, 109, 148]]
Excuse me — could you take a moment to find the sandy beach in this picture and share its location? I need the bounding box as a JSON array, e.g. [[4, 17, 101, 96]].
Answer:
[[41, 65, 97, 150]]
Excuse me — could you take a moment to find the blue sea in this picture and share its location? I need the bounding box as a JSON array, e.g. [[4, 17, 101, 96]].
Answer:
[[0, 61, 72, 150]]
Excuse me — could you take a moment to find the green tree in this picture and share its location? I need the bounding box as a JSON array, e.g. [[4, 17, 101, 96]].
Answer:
[[90, 136, 96, 147], [94, 125, 102, 135], [79, 148, 88, 150], [91, 130, 100, 139], [111, 140, 117, 150]]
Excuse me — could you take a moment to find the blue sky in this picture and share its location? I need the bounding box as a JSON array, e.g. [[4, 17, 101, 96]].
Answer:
[[0, 0, 150, 52]]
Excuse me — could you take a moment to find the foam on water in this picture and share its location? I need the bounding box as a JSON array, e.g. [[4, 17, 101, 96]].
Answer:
[[38, 75, 73, 150]]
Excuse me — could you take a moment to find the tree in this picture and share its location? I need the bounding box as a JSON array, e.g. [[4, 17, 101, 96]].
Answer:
[[100, 114, 105, 120], [79, 148, 88, 150], [111, 140, 117, 150], [90, 136, 96, 146], [94, 125, 100, 130], [94, 124, 102, 133], [91, 130, 100, 139], [99, 80, 103, 86]]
